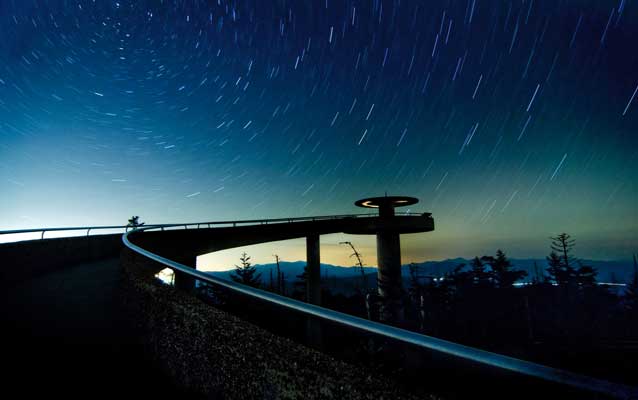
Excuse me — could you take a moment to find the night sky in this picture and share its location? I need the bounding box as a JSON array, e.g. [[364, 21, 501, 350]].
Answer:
[[1, 1, 636, 266]]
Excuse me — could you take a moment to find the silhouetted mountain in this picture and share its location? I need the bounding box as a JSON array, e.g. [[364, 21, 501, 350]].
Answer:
[[211, 257, 633, 283], [206, 258, 634, 285], [207, 261, 374, 281]]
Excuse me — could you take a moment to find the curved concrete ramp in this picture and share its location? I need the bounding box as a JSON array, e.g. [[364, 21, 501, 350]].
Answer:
[[130, 214, 433, 262]]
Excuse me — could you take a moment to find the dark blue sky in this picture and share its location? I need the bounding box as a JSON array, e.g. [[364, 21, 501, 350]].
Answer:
[[1, 0, 636, 262]]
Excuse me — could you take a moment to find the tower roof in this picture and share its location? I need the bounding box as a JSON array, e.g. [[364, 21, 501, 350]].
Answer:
[[354, 196, 419, 209]]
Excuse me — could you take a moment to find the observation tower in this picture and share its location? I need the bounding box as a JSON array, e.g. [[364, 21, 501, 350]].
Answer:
[[354, 195, 433, 322]]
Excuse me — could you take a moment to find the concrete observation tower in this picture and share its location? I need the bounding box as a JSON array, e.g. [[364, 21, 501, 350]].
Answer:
[[162, 193, 433, 326], [354, 195, 433, 322]]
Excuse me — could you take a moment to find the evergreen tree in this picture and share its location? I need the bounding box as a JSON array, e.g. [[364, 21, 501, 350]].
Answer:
[[269, 268, 274, 291], [229, 252, 261, 288], [531, 261, 543, 284], [549, 233, 577, 286], [575, 262, 597, 288], [552, 233, 576, 266], [126, 215, 144, 230], [470, 256, 492, 287], [546, 251, 566, 285], [546, 233, 596, 289], [446, 263, 472, 292], [280, 272, 286, 296], [408, 262, 423, 300], [274, 254, 282, 294], [482, 250, 526, 288], [626, 254, 638, 310], [292, 265, 308, 300]]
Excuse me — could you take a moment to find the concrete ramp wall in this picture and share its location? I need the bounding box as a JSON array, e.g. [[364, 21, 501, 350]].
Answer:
[[0, 234, 123, 286]]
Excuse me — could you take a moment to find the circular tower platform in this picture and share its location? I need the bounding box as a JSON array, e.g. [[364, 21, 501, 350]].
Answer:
[[355, 196, 418, 217]]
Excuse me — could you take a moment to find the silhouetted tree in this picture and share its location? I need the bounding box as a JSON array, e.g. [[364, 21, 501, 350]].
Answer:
[[445, 263, 472, 292], [269, 268, 274, 291], [626, 254, 638, 312], [419, 275, 454, 336], [292, 265, 308, 300], [229, 252, 261, 288], [274, 254, 282, 294], [552, 233, 576, 265], [531, 261, 543, 284], [548, 233, 577, 286], [482, 250, 526, 288], [280, 272, 286, 296], [546, 233, 597, 290], [408, 263, 421, 294], [127, 215, 144, 230], [470, 256, 493, 287], [575, 262, 597, 288], [546, 251, 566, 285], [340, 241, 367, 292]]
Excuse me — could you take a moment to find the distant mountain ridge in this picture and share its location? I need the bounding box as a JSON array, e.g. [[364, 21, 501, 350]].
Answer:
[[206, 261, 375, 281], [205, 258, 635, 284]]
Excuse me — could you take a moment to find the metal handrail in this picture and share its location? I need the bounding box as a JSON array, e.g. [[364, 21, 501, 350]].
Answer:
[[0, 212, 430, 241], [0, 225, 133, 236], [0, 225, 138, 240], [122, 219, 636, 399]]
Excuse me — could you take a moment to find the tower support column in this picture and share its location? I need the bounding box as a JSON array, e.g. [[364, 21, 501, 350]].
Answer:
[[354, 195, 433, 323], [173, 256, 197, 292], [306, 234, 322, 349], [376, 231, 403, 323], [306, 234, 321, 305]]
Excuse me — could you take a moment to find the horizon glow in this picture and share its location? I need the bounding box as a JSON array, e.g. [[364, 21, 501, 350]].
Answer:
[[1, 1, 636, 264]]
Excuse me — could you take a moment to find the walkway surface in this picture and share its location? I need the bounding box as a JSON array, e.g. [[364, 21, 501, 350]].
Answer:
[[1, 258, 190, 398]]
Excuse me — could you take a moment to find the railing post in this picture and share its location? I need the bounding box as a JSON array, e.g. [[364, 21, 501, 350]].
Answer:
[[41, 230, 45, 239]]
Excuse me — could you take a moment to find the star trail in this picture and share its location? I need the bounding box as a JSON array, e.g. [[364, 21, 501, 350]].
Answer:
[[1, 0, 636, 262]]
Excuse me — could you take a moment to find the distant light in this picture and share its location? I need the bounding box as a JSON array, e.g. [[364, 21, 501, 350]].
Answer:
[[155, 268, 174, 285]]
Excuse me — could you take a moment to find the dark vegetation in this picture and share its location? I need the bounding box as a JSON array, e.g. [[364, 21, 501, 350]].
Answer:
[[122, 249, 430, 400], [195, 233, 638, 388], [229, 252, 262, 287]]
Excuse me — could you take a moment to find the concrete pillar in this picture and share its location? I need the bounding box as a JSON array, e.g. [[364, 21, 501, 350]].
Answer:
[[305, 234, 322, 349], [378, 203, 396, 218], [376, 231, 404, 323], [306, 234, 321, 305], [173, 256, 197, 293]]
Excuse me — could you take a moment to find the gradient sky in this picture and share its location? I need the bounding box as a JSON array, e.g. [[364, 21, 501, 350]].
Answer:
[[1, 1, 636, 268]]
